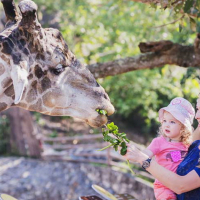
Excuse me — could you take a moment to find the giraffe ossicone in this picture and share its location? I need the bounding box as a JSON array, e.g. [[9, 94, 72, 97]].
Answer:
[[0, 0, 115, 127]]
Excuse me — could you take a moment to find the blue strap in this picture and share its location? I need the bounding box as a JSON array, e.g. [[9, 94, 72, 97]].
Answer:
[[194, 167, 200, 177]]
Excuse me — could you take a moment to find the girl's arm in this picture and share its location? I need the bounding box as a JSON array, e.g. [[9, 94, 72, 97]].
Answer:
[[142, 148, 154, 158], [124, 144, 200, 194]]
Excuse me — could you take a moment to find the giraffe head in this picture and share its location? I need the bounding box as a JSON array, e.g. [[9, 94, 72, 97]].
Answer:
[[0, 0, 114, 127]]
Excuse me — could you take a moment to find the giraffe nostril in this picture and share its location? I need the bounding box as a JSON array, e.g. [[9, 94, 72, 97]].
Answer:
[[104, 94, 108, 100], [96, 81, 100, 87]]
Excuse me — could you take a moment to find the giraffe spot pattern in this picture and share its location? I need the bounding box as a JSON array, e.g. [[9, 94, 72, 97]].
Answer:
[[28, 74, 33, 80], [26, 89, 37, 102], [0, 102, 7, 112], [51, 108, 63, 116], [1, 77, 12, 88], [19, 39, 26, 47], [23, 48, 29, 56], [35, 65, 44, 79], [42, 92, 55, 108], [12, 53, 21, 64], [17, 102, 28, 109], [4, 84, 14, 98], [41, 77, 51, 92], [2, 39, 14, 55], [16, 41, 24, 50], [39, 33, 43, 40], [23, 30, 31, 41], [28, 99, 42, 111], [0, 63, 5, 76], [28, 41, 36, 53], [31, 80, 37, 90], [1, 54, 10, 64], [36, 53, 45, 60], [0, 35, 4, 42]]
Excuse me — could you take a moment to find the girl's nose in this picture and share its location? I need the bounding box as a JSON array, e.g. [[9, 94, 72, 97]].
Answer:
[[165, 122, 170, 127]]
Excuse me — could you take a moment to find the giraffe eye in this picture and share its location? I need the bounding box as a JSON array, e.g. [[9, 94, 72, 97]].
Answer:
[[50, 64, 65, 76]]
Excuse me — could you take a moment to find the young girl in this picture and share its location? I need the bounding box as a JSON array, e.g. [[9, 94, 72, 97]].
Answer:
[[143, 97, 195, 200]]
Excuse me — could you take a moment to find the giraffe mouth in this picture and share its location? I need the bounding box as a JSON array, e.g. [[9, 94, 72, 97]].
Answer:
[[49, 105, 114, 127], [96, 107, 114, 117], [87, 114, 108, 128], [88, 107, 114, 127]]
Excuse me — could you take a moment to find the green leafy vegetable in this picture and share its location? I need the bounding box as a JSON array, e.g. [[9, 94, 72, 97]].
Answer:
[[96, 109, 108, 116], [99, 122, 135, 175]]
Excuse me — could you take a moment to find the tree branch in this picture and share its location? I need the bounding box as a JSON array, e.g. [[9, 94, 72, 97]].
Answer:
[[130, 0, 183, 6], [87, 39, 200, 79], [130, 0, 174, 6]]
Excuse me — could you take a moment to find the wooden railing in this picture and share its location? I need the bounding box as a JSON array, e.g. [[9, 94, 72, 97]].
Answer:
[[41, 133, 154, 186]]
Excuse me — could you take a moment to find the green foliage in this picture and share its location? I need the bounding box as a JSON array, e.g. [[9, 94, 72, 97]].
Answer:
[[34, 0, 197, 63], [150, 0, 200, 32], [32, 0, 200, 136], [49, 130, 58, 138], [0, 115, 10, 155], [183, 0, 198, 14], [102, 66, 200, 133], [34, 112, 42, 123], [99, 122, 134, 174], [96, 109, 107, 115], [99, 122, 130, 154]]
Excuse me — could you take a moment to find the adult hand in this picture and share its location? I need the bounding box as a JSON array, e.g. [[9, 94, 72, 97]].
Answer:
[[123, 143, 149, 165]]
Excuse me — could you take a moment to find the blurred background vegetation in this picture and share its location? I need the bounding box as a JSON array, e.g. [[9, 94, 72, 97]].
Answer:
[[0, 0, 200, 154]]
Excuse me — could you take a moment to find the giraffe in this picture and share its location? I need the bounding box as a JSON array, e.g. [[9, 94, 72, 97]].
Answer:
[[0, 0, 115, 127]]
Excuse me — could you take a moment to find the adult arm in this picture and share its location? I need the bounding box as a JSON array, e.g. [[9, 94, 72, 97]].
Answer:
[[146, 160, 200, 194], [124, 144, 200, 194], [192, 127, 200, 141]]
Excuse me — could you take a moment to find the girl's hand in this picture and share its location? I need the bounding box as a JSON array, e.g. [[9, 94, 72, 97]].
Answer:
[[123, 143, 148, 165]]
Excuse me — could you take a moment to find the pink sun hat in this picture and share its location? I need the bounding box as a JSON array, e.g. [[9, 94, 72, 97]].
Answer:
[[158, 97, 195, 132]]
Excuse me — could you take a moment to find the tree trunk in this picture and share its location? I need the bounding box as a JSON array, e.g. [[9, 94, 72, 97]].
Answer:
[[6, 107, 41, 158]]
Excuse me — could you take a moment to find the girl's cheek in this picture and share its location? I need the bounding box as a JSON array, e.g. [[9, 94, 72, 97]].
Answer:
[[195, 110, 200, 119]]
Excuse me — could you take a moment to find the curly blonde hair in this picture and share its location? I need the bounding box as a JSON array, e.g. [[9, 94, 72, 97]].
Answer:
[[158, 125, 193, 146]]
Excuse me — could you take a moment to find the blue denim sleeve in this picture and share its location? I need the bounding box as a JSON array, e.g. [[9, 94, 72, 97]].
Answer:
[[194, 167, 200, 177]]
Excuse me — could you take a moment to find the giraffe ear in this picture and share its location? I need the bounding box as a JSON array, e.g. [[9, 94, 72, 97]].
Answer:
[[10, 62, 28, 104], [18, 0, 40, 30]]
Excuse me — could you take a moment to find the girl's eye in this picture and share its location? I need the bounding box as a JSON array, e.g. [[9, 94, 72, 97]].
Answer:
[[171, 121, 175, 124], [163, 120, 166, 123]]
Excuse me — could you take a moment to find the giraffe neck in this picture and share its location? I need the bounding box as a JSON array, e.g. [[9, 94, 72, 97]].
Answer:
[[0, 56, 15, 111], [0, 25, 44, 112]]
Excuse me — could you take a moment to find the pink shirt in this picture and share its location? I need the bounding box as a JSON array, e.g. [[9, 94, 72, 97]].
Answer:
[[147, 136, 188, 185]]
